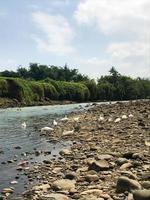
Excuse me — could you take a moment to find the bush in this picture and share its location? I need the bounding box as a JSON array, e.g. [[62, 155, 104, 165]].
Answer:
[[42, 83, 58, 100], [0, 78, 8, 97], [57, 81, 90, 102]]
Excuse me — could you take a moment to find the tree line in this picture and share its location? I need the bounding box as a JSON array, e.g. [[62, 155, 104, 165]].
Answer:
[[0, 64, 150, 103]]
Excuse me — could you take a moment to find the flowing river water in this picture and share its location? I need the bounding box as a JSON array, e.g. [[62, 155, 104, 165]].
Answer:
[[0, 103, 92, 198]]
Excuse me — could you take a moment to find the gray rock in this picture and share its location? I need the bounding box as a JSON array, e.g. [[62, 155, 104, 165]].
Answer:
[[133, 190, 150, 200], [116, 176, 141, 193]]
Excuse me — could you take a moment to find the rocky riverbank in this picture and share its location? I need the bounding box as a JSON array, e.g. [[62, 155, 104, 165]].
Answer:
[[2, 101, 150, 200]]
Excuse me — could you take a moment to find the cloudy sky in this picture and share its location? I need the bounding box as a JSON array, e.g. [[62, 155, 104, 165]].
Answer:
[[0, 0, 149, 78]]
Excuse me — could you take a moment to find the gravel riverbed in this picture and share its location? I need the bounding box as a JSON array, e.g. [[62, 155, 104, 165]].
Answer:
[[2, 101, 150, 200]]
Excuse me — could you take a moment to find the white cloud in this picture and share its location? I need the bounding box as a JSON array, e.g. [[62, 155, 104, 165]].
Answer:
[[74, 0, 150, 78], [32, 11, 75, 54], [74, 0, 150, 35]]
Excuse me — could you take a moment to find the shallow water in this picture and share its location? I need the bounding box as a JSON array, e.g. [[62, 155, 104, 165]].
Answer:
[[0, 103, 91, 197]]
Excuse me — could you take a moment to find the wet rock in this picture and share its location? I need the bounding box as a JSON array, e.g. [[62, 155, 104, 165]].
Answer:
[[116, 176, 141, 193], [52, 179, 76, 191], [0, 150, 4, 154], [35, 150, 41, 156], [14, 146, 22, 149], [133, 190, 150, 200], [7, 160, 14, 163], [43, 160, 51, 164], [88, 160, 110, 171], [18, 160, 28, 166]]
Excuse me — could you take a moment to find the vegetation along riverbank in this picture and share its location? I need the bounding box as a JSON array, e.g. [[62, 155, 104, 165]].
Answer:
[[0, 64, 150, 108], [1, 100, 149, 199]]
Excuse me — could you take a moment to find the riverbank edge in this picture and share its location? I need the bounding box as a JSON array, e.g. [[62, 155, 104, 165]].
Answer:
[[0, 97, 79, 109]]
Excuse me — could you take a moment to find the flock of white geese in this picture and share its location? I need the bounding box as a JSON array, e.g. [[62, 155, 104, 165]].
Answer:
[[21, 113, 134, 135]]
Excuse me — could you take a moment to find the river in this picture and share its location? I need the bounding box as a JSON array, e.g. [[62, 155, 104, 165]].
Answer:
[[0, 103, 92, 198]]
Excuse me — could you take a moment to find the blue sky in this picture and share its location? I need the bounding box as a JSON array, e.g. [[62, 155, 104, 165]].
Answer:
[[0, 0, 149, 78]]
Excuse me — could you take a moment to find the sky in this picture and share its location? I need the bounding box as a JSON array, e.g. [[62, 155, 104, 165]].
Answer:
[[0, 0, 150, 78]]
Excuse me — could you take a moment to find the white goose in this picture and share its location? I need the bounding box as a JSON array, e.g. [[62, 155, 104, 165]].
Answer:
[[53, 120, 58, 126], [62, 129, 74, 136], [61, 115, 69, 122], [129, 114, 134, 118], [41, 127, 54, 133], [114, 118, 121, 123], [122, 115, 128, 119], [21, 122, 27, 129], [98, 115, 104, 121], [73, 117, 80, 122]]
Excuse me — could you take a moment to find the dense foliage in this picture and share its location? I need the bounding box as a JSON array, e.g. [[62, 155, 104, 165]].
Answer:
[[0, 65, 149, 105]]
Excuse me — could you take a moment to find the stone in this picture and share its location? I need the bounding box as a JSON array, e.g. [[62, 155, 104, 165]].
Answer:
[[133, 190, 150, 200], [120, 162, 132, 170], [14, 146, 22, 149], [116, 158, 128, 166], [116, 176, 141, 193], [97, 154, 113, 160], [85, 174, 99, 182], [32, 184, 50, 192], [127, 193, 133, 200], [65, 172, 76, 180], [121, 171, 137, 180], [88, 160, 110, 171], [42, 193, 69, 200], [59, 149, 72, 156], [2, 188, 14, 194], [43, 160, 51, 164], [52, 167, 62, 174], [142, 181, 150, 189], [52, 179, 76, 191], [123, 152, 134, 159], [80, 189, 110, 199]]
